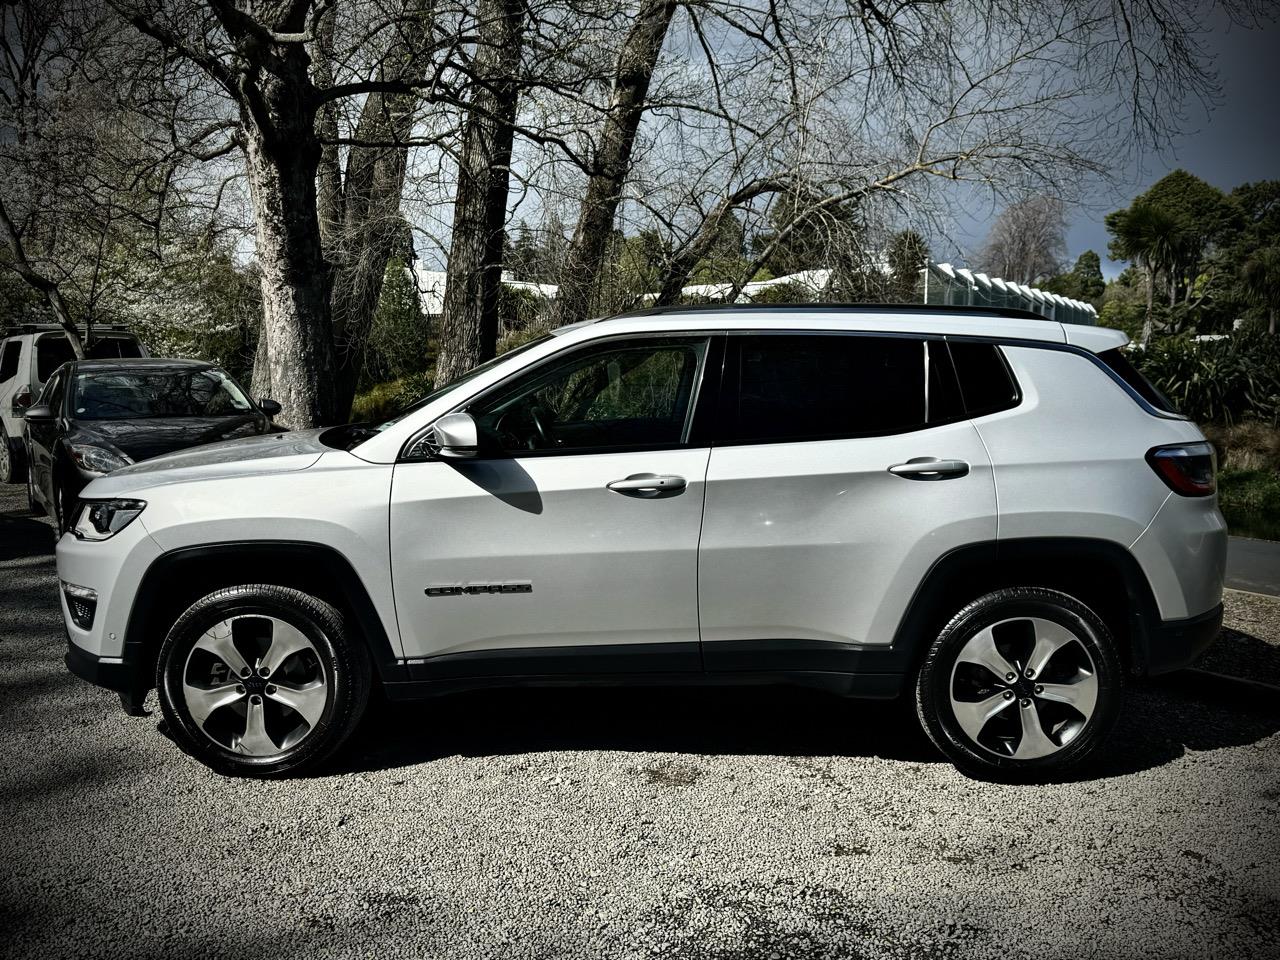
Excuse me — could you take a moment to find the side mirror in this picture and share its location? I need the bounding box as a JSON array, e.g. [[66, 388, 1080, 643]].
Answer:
[[23, 404, 54, 423], [258, 398, 282, 418], [431, 412, 479, 459]]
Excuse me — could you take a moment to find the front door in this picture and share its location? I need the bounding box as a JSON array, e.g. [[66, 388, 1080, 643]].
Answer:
[[391, 335, 717, 674], [25, 367, 66, 511]]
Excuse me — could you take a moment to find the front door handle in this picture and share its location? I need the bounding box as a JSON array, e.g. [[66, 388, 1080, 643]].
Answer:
[[607, 473, 687, 495], [888, 457, 970, 480]]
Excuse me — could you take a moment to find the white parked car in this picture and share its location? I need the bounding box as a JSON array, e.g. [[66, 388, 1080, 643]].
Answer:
[[55, 306, 1226, 779], [0, 324, 146, 486]]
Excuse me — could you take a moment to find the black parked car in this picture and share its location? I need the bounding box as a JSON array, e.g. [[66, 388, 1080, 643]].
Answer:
[[23, 358, 281, 530]]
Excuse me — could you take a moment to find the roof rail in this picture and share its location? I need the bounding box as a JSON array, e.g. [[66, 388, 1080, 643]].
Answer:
[[1, 322, 136, 336], [600, 302, 1053, 324]]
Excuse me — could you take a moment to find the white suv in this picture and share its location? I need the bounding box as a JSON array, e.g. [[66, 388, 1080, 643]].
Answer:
[[0, 325, 146, 485], [55, 306, 1226, 779]]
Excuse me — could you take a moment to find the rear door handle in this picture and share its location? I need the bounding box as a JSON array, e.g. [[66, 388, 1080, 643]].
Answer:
[[888, 457, 970, 480], [607, 473, 687, 495]]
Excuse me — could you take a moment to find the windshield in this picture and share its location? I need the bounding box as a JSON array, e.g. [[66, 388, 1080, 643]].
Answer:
[[72, 369, 255, 420]]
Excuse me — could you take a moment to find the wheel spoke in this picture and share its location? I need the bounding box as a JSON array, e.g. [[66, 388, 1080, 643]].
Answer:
[[259, 620, 313, 676], [183, 682, 243, 727], [235, 697, 278, 755], [956, 626, 1017, 682], [1036, 672, 1098, 717], [1013, 702, 1059, 759], [1026, 619, 1078, 677], [267, 680, 327, 728], [193, 623, 251, 678], [951, 691, 1016, 743]]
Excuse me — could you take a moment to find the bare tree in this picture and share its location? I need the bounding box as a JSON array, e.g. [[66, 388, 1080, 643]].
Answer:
[[434, 0, 527, 386], [977, 197, 1068, 285]]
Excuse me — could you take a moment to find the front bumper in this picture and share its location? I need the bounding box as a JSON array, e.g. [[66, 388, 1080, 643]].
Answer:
[[64, 633, 134, 692], [1143, 603, 1223, 675]]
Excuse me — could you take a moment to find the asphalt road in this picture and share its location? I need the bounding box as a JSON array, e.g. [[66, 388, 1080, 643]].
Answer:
[[1228, 537, 1280, 597], [1, 483, 1278, 959]]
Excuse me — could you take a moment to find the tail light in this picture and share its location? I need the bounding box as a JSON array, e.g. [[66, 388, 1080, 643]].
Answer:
[[1146, 442, 1216, 497], [12, 385, 32, 413]]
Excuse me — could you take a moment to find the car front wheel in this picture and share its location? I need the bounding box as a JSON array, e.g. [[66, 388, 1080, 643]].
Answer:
[[915, 587, 1122, 781], [157, 584, 371, 777]]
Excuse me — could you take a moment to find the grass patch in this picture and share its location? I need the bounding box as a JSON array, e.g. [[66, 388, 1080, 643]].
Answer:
[[1218, 468, 1280, 541]]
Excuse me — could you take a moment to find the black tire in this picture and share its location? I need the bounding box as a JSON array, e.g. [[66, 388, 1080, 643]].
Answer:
[[0, 430, 25, 484], [915, 587, 1122, 781], [157, 584, 372, 778]]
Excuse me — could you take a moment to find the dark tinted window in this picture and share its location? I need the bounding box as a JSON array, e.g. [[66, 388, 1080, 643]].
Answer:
[[947, 341, 1020, 416], [1097, 347, 1177, 414], [927, 340, 964, 424], [730, 335, 932, 443], [86, 336, 143, 360], [0, 342, 18, 382], [39, 369, 66, 411], [36, 334, 75, 382], [468, 338, 707, 453]]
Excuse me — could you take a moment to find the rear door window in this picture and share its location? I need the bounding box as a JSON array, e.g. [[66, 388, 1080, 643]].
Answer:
[[726, 334, 941, 443], [946, 341, 1020, 417]]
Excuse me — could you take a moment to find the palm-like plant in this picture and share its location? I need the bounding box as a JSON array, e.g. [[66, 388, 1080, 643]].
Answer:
[[1242, 246, 1280, 335], [1107, 202, 1187, 345]]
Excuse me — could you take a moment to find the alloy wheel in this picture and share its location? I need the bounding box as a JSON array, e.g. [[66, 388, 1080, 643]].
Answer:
[[182, 615, 329, 757], [0, 437, 10, 483], [948, 616, 1098, 760]]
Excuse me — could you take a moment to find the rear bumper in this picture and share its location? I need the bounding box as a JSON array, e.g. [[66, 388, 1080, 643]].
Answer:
[[1142, 603, 1223, 676]]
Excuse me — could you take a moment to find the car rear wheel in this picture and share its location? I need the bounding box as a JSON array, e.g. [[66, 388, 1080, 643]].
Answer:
[[157, 584, 371, 777], [915, 587, 1122, 781]]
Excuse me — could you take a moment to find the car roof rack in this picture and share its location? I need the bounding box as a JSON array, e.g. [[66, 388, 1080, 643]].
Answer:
[[1, 322, 136, 337], [599, 302, 1053, 324]]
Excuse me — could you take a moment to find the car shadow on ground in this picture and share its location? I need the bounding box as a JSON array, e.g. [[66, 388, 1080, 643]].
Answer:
[[334, 665, 1280, 784], [0, 509, 54, 562]]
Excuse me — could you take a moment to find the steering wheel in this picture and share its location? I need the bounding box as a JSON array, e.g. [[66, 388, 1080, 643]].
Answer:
[[528, 405, 554, 448]]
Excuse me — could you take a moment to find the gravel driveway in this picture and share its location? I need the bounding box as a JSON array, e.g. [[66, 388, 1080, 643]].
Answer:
[[1, 483, 1277, 959]]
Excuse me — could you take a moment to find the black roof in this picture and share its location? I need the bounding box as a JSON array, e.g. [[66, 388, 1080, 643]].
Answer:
[[602, 303, 1052, 324], [70, 357, 215, 373]]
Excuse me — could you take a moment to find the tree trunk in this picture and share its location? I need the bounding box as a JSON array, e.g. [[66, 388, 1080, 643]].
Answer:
[[1140, 263, 1155, 347], [551, 0, 677, 326], [240, 97, 335, 429], [434, 0, 526, 387], [326, 13, 433, 417]]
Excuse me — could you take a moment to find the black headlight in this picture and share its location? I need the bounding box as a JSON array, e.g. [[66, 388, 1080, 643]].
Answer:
[[73, 499, 147, 540]]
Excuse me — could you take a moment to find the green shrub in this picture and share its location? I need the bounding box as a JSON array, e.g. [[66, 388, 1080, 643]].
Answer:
[[1134, 330, 1280, 424], [350, 379, 406, 422]]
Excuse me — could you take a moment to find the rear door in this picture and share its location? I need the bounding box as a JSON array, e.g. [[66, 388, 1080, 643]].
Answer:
[[697, 333, 998, 672]]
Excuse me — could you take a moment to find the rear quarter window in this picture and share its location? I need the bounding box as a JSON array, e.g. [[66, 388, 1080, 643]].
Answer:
[[1096, 347, 1179, 415], [0, 341, 19, 382]]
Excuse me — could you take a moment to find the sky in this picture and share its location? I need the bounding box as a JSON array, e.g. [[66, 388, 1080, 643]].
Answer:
[[957, 8, 1280, 280]]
